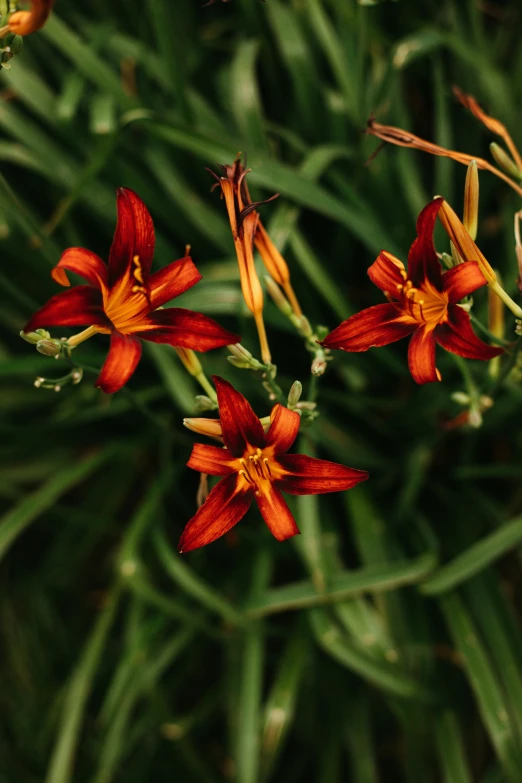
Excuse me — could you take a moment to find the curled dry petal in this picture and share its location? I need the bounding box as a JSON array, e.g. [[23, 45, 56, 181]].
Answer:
[[3, 0, 54, 36]]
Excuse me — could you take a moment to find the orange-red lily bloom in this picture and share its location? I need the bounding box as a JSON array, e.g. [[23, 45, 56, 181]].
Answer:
[[25, 188, 239, 393], [178, 377, 368, 552], [320, 199, 502, 384]]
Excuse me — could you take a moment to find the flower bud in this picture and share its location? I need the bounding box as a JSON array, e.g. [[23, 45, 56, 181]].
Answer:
[[439, 200, 496, 284], [175, 347, 202, 377], [311, 357, 327, 376], [451, 391, 470, 406], [227, 356, 252, 369], [183, 417, 223, 440], [20, 328, 50, 345], [297, 315, 313, 339], [264, 276, 292, 317], [195, 395, 217, 411], [488, 270, 505, 340], [36, 338, 61, 357], [440, 252, 455, 270], [490, 142, 522, 180], [515, 212, 522, 293], [287, 380, 302, 408], [463, 160, 479, 241], [227, 343, 253, 362]]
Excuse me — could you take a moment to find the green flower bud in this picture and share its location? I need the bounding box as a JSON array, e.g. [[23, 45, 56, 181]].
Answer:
[[36, 338, 61, 357], [287, 381, 302, 408]]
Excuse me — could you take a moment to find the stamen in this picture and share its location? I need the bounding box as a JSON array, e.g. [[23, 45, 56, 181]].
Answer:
[[239, 468, 254, 485], [249, 455, 263, 478], [263, 458, 271, 477]]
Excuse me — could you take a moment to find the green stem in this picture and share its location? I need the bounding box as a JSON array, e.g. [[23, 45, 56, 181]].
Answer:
[[469, 313, 511, 347], [194, 372, 217, 403], [452, 354, 481, 409], [487, 335, 522, 396], [261, 364, 286, 405], [489, 281, 522, 319]]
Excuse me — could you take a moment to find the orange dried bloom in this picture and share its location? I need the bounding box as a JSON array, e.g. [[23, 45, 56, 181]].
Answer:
[[453, 87, 522, 173], [213, 158, 302, 314], [366, 118, 522, 199], [0, 0, 54, 36]]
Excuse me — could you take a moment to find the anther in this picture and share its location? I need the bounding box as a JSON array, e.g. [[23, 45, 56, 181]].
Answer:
[[249, 455, 263, 478]]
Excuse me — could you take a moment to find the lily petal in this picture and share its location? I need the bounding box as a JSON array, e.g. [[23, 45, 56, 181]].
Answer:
[[95, 331, 142, 394], [187, 443, 237, 476], [408, 198, 443, 289], [442, 261, 488, 303], [24, 286, 107, 331], [265, 404, 301, 455], [51, 247, 108, 290], [132, 308, 240, 351], [407, 325, 439, 384], [368, 251, 406, 299], [149, 256, 202, 309], [320, 303, 415, 351], [275, 454, 368, 495], [435, 305, 503, 360], [213, 376, 266, 456], [255, 485, 300, 541], [178, 474, 252, 553], [108, 188, 155, 289]]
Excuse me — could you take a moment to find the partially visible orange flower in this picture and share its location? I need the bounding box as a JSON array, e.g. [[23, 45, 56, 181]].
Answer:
[[0, 0, 54, 37]]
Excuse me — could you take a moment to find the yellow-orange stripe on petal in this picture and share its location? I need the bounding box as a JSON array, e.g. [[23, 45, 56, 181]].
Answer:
[[439, 200, 496, 284]]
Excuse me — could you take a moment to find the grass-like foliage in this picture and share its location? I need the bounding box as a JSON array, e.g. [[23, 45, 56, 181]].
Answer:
[[2, 0, 522, 781]]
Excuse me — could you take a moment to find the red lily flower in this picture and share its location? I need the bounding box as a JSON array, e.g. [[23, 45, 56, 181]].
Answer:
[[320, 198, 503, 384], [25, 188, 240, 393], [178, 377, 368, 552]]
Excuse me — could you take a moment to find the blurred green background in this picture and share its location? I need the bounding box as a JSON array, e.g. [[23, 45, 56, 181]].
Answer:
[[3, 0, 522, 781]]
